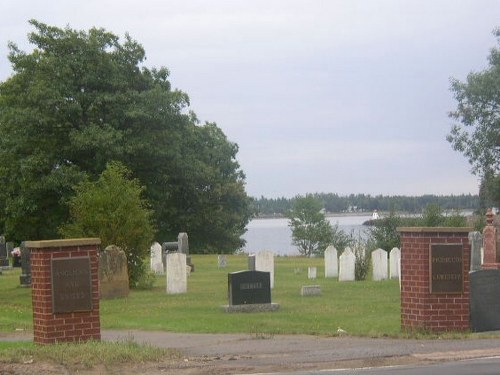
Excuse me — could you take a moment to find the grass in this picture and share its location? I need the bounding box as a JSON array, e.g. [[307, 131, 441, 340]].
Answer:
[[0, 254, 401, 336], [0, 338, 179, 369]]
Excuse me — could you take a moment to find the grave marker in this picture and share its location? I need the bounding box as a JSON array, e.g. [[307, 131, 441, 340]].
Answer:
[[166, 252, 187, 294], [339, 247, 355, 281], [389, 247, 401, 279], [99, 245, 129, 299], [324, 246, 338, 278], [255, 250, 274, 288], [372, 248, 388, 281], [150, 242, 164, 274]]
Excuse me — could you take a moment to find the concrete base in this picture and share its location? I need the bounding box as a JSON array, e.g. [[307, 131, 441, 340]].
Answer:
[[222, 303, 280, 313]]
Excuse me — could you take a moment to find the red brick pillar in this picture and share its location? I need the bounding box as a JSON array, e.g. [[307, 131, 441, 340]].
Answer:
[[27, 238, 101, 344], [482, 209, 500, 270], [398, 227, 471, 333]]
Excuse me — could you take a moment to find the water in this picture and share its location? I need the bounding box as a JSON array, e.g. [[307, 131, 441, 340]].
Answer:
[[242, 215, 372, 256]]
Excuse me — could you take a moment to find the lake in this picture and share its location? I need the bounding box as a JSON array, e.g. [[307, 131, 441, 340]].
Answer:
[[242, 214, 372, 256]]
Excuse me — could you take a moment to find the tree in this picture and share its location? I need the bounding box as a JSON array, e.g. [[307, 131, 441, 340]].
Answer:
[[287, 194, 333, 257], [59, 162, 155, 286], [447, 29, 500, 201], [0, 20, 251, 251]]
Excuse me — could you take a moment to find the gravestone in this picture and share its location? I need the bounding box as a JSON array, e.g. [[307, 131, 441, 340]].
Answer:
[[389, 247, 401, 279], [150, 242, 164, 274], [339, 247, 355, 281], [248, 254, 256, 270], [301, 285, 321, 296], [218, 255, 227, 268], [178, 232, 189, 254], [228, 270, 271, 305], [470, 269, 500, 332], [19, 242, 31, 287], [372, 248, 388, 281], [255, 250, 274, 288], [324, 245, 338, 278], [308, 267, 317, 279], [99, 245, 129, 299], [166, 252, 187, 294], [0, 236, 8, 267], [469, 231, 483, 272]]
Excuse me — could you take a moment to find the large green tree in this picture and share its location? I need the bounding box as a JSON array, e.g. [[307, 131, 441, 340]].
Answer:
[[0, 20, 251, 251], [287, 194, 333, 257], [447, 28, 500, 204]]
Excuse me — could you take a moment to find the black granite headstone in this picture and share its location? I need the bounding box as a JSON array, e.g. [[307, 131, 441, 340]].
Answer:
[[0, 236, 8, 267], [228, 270, 271, 305], [470, 269, 500, 332]]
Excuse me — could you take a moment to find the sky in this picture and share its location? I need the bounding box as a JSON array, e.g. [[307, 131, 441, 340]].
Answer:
[[0, 1, 498, 199]]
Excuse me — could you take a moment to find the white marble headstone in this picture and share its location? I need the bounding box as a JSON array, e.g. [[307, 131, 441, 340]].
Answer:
[[389, 247, 401, 279], [339, 247, 355, 281], [255, 250, 275, 288], [372, 248, 388, 281], [150, 242, 164, 274], [324, 245, 338, 278], [166, 252, 187, 294], [308, 266, 317, 279]]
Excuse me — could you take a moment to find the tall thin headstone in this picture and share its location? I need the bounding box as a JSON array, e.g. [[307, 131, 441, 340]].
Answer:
[[166, 252, 187, 294], [469, 231, 483, 272], [389, 247, 401, 279], [308, 267, 317, 279], [255, 250, 275, 288], [372, 248, 388, 281], [99, 245, 129, 299], [339, 247, 355, 281], [150, 242, 164, 274], [324, 245, 338, 278], [19, 242, 31, 287], [178, 232, 189, 254], [0, 236, 8, 267]]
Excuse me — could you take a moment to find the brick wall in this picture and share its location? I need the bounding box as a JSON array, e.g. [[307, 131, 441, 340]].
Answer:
[[27, 238, 101, 344], [398, 228, 471, 333]]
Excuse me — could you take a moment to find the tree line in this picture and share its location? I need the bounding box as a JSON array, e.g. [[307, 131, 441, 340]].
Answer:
[[252, 193, 480, 217]]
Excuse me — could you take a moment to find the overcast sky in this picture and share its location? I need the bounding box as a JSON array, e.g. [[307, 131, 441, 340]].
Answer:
[[1, 1, 498, 198]]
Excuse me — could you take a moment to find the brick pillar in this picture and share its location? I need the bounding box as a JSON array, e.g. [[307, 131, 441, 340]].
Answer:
[[482, 209, 500, 270], [27, 238, 101, 344], [398, 227, 471, 333]]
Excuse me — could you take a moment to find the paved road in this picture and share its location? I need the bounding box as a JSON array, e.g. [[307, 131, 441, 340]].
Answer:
[[269, 357, 500, 375], [3, 330, 500, 374]]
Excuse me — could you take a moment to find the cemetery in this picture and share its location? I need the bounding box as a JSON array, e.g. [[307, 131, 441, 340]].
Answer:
[[1, 211, 499, 341]]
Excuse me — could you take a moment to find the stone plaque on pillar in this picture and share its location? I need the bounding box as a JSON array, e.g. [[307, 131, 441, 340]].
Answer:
[[429, 243, 464, 294], [51, 257, 92, 313]]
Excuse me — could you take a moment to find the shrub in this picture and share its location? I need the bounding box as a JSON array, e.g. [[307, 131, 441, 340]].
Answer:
[[59, 161, 155, 287]]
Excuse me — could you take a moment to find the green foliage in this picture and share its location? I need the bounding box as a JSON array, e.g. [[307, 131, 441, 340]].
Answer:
[[352, 238, 371, 281], [287, 194, 333, 257], [368, 211, 401, 251], [447, 28, 500, 203], [252, 193, 479, 216], [330, 223, 354, 253], [59, 162, 155, 287], [0, 20, 251, 251]]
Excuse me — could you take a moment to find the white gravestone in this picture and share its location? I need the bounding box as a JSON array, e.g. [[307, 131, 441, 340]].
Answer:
[[308, 267, 317, 279], [324, 245, 338, 278], [150, 242, 164, 274], [339, 247, 355, 281], [389, 247, 401, 279], [372, 248, 388, 281], [255, 250, 275, 288], [166, 252, 187, 294]]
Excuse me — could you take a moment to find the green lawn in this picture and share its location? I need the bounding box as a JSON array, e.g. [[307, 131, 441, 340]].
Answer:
[[0, 255, 401, 336]]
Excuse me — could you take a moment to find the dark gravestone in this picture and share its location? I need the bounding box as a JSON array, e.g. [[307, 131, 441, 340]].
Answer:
[[0, 236, 8, 267], [228, 270, 271, 305], [19, 242, 31, 287], [470, 270, 500, 332]]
